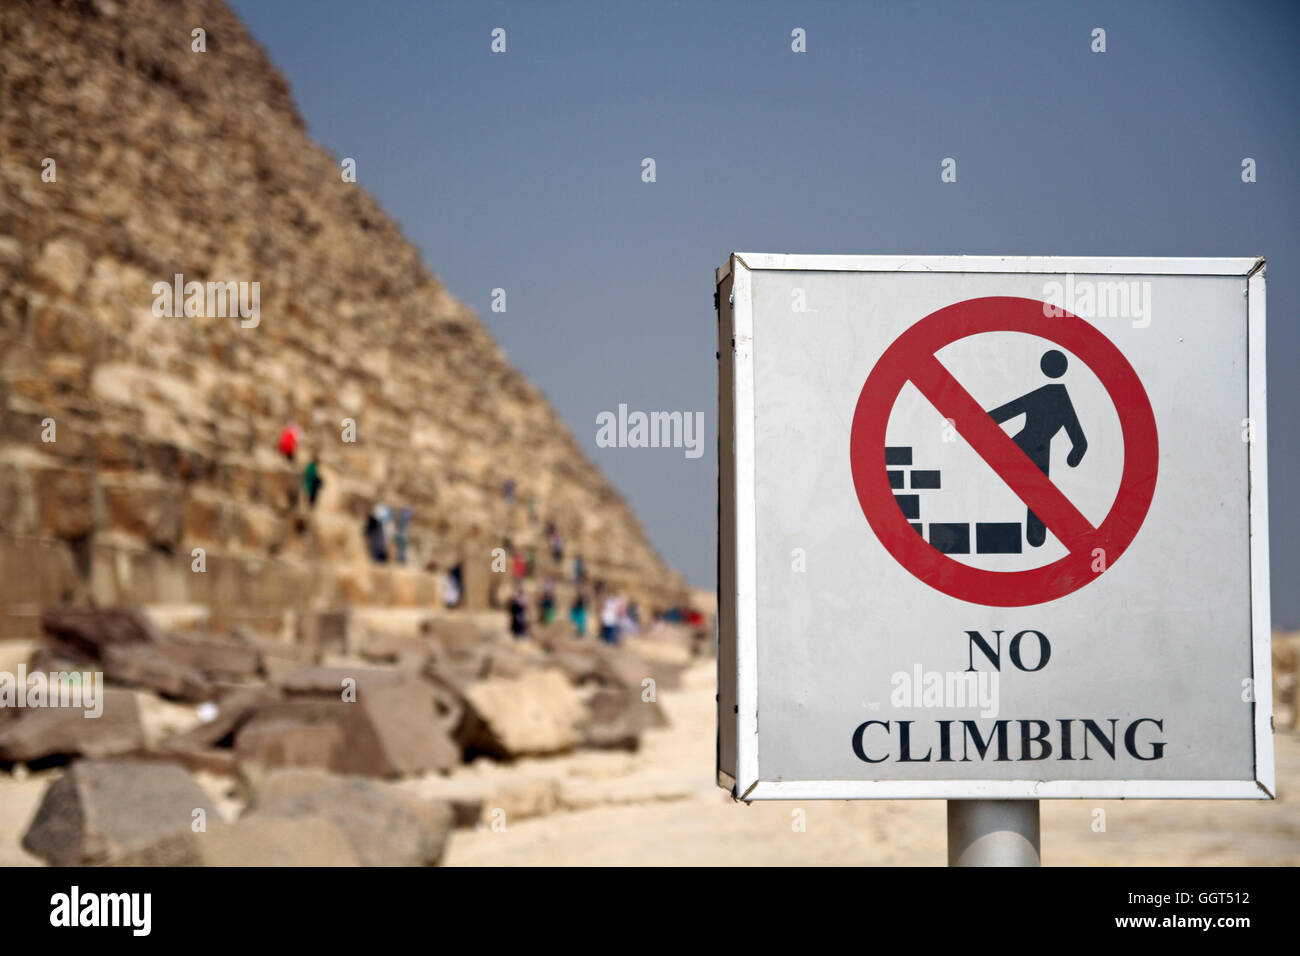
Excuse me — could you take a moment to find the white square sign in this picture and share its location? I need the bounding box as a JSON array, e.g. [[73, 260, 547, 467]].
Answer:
[[717, 255, 1272, 800]]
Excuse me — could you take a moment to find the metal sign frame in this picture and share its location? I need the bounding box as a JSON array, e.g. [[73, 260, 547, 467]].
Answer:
[[716, 254, 1272, 802]]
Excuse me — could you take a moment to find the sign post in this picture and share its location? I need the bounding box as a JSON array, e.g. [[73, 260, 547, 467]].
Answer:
[[716, 255, 1272, 865], [947, 800, 1039, 867]]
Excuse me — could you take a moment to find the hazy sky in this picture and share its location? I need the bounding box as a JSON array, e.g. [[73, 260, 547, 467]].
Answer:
[[229, 0, 1300, 625]]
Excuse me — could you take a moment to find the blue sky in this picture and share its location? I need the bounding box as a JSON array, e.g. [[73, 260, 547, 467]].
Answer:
[[229, 0, 1300, 624]]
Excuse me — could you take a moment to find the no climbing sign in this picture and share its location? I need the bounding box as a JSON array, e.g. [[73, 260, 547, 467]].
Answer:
[[849, 296, 1158, 607], [717, 255, 1272, 801]]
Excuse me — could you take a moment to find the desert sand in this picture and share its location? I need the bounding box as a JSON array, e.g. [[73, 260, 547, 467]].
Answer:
[[3, 658, 1294, 867]]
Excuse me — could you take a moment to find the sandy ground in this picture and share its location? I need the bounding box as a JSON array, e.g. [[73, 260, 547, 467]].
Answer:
[[441, 661, 1300, 866], [2, 659, 1296, 866]]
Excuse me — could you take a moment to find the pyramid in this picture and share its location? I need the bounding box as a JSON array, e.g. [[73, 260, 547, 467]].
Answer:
[[0, 0, 687, 636]]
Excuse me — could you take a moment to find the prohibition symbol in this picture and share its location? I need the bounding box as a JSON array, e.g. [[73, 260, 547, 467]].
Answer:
[[849, 296, 1158, 607]]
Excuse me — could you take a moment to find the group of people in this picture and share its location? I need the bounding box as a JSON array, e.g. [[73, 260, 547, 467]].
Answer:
[[361, 504, 465, 608], [497, 489, 665, 646], [349, 470, 584, 625], [275, 450, 658, 644], [508, 578, 639, 645]]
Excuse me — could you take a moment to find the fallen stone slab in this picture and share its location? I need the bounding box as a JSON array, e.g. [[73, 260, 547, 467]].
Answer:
[[280, 666, 460, 775], [155, 632, 261, 681], [247, 769, 454, 866], [460, 669, 587, 758], [137, 664, 465, 780], [0, 687, 145, 763], [41, 606, 159, 659], [579, 686, 669, 752], [22, 759, 218, 865], [336, 680, 460, 778], [230, 681, 461, 779], [41, 608, 275, 697], [101, 643, 212, 701]]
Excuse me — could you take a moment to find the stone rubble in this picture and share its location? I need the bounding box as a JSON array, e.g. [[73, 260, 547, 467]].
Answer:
[[9, 605, 705, 865]]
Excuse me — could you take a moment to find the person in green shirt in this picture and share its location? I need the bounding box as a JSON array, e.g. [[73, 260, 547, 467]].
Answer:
[[302, 458, 323, 507]]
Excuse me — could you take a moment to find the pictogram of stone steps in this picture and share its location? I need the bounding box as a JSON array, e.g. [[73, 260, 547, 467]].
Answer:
[[886, 446, 1023, 555]]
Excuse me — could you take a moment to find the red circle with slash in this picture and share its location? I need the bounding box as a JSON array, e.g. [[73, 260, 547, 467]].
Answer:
[[849, 296, 1158, 607]]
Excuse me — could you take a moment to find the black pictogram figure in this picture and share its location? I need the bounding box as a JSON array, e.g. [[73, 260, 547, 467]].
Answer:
[[987, 349, 1088, 547]]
